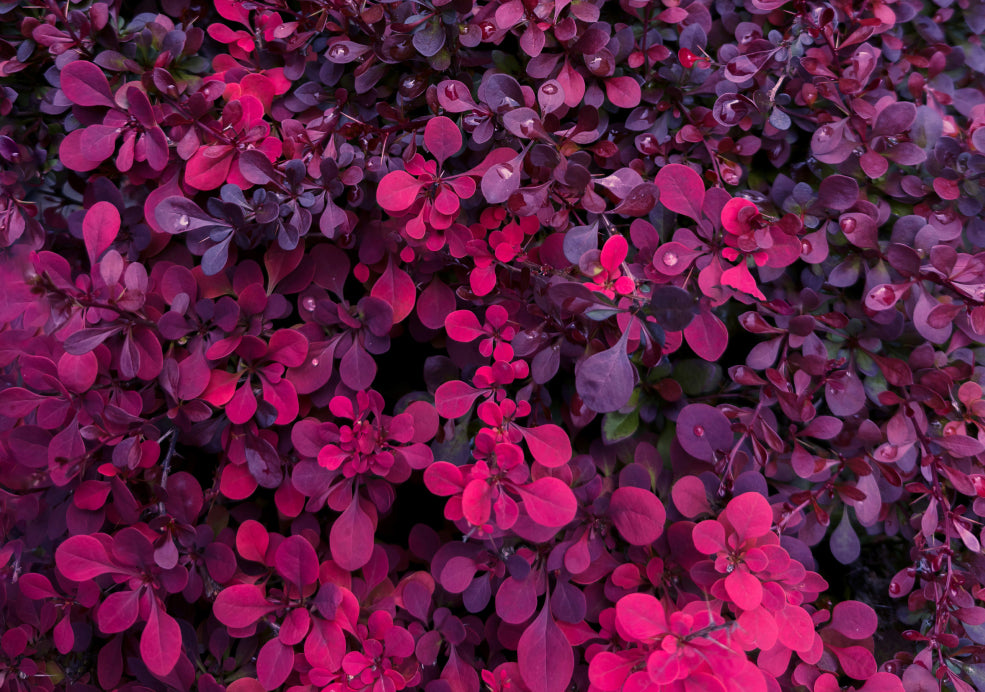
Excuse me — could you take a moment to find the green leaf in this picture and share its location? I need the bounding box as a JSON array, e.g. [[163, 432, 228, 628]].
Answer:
[[603, 409, 639, 444]]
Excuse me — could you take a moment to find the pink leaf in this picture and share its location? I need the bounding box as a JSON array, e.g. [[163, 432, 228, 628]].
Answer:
[[97, 590, 140, 633], [516, 477, 576, 527], [831, 601, 878, 640], [671, 476, 711, 518], [605, 76, 642, 108], [213, 584, 278, 628], [615, 593, 667, 640], [417, 278, 456, 330], [445, 310, 486, 343], [721, 262, 766, 300], [518, 423, 572, 468], [424, 116, 462, 166], [683, 310, 728, 361], [518, 603, 574, 692], [832, 645, 877, 680], [434, 379, 484, 419], [56, 535, 121, 581], [725, 492, 773, 541], [274, 535, 319, 588], [140, 600, 181, 677], [377, 170, 423, 213], [655, 164, 705, 221], [330, 497, 374, 571], [184, 146, 234, 191], [609, 486, 666, 545], [267, 329, 308, 367], [370, 255, 415, 324], [775, 605, 815, 653], [236, 520, 269, 563], [60, 60, 115, 107], [256, 639, 295, 690], [725, 569, 763, 610], [83, 201, 120, 267]]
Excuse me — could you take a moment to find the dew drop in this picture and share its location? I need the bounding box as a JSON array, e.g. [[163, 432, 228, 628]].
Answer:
[[302, 297, 317, 311], [871, 285, 896, 307], [541, 83, 558, 95], [329, 44, 349, 59], [693, 425, 705, 437], [888, 582, 901, 596], [443, 84, 459, 101], [518, 119, 535, 136], [840, 217, 856, 233], [588, 56, 602, 69], [816, 125, 833, 142], [494, 164, 513, 180], [662, 251, 679, 267], [310, 358, 319, 367], [479, 21, 497, 40], [801, 239, 812, 254], [178, 214, 189, 227]]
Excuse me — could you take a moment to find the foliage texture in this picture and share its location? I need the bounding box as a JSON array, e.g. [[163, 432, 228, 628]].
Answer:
[[2, 0, 985, 690]]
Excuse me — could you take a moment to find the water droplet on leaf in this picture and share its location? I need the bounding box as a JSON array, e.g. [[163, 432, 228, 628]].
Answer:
[[311, 358, 319, 367], [840, 217, 856, 233], [303, 297, 316, 311], [541, 83, 558, 95], [693, 425, 705, 437], [871, 285, 895, 307], [329, 44, 349, 59], [178, 215, 189, 227], [801, 240, 812, 254], [494, 164, 512, 180], [662, 251, 678, 267]]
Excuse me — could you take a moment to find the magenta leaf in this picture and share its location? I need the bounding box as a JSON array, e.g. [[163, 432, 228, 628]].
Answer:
[[83, 202, 120, 267], [377, 170, 423, 213], [609, 486, 666, 545], [655, 163, 705, 221], [55, 535, 121, 581], [615, 593, 667, 640], [424, 116, 462, 166], [435, 380, 484, 419], [683, 309, 728, 361], [140, 600, 181, 677], [274, 535, 319, 589], [517, 423, 572, 468], [605, 76, 642, 108], [516, 477, 576, 527], [831, 601, 878, 640], [213, 584, 278, 628], [97, 590, 140, 633], [256, 639, 295, 690], [330, 496, 374, 571], [370, 255, 415, 324], [60, 60, 115, 107], [518, 603, 573, 692], [575, 328, 634, 413]]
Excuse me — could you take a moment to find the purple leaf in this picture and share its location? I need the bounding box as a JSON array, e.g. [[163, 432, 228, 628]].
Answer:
[[330, 497, 374, 571], [518, 603, 573, 692], [60, 60, 115, 107], [609, 487, 666, 545], [575, 329, 634, 413], [655, 164, 705, 221], [274, 535, 319, 589]]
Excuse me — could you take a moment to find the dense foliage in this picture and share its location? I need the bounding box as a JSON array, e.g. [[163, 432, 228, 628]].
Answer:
[[2, 0, 985, 690]]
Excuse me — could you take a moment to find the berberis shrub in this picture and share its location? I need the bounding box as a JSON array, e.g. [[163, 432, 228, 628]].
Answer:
[[2, 0, 985, 689]]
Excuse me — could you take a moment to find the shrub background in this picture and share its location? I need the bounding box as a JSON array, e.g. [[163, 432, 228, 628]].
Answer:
[[1, 0, 985, 690]]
